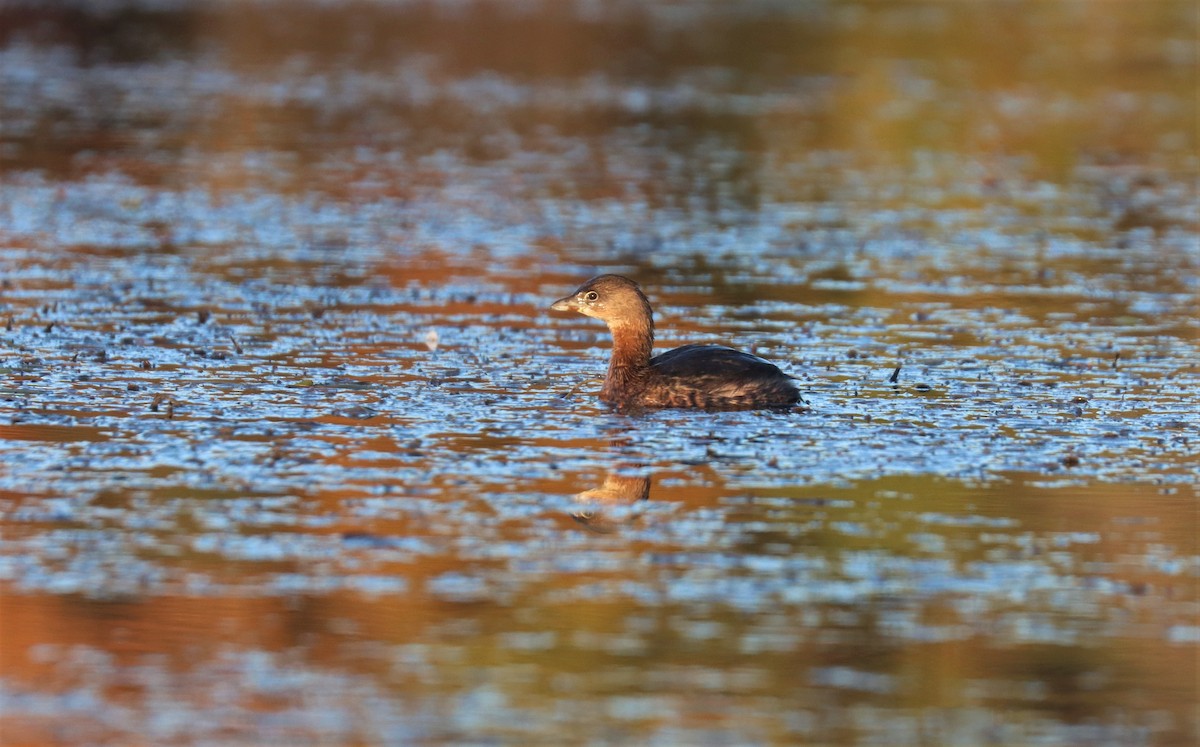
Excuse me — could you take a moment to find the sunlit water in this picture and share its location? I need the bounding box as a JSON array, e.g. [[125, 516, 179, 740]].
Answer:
[[1, 1, 1197, 745]]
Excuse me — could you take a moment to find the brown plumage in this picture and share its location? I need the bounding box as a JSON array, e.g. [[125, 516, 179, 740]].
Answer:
[[550, 275, 801, 410]]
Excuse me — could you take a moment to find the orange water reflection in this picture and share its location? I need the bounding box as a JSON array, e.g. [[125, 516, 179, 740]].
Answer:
[[1, 0, 1197, 744], [1, 475, 1196, 744]]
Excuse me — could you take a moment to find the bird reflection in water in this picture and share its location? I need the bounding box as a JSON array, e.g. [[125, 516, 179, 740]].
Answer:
[[570, 469, 650, 533]]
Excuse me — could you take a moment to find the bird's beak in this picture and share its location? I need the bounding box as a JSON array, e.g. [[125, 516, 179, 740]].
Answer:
[[550, 295, 576, 312]]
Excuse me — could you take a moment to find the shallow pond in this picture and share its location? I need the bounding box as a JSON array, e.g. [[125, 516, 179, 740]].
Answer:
[[1, 1, 1197, 745]]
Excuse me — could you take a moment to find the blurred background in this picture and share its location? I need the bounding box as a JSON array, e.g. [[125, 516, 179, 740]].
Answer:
[[0, 1, 1196, 745]]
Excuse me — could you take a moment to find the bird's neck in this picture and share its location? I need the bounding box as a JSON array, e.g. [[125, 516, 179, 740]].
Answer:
[[603, 319, 654, 400], [608, 319, 653, 369]]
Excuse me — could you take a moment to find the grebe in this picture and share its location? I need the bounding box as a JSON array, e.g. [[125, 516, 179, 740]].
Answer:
[[551, 275, 800, 410]]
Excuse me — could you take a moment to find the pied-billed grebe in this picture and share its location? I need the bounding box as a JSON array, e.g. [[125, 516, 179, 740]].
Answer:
[[551, 275, 801, 410]]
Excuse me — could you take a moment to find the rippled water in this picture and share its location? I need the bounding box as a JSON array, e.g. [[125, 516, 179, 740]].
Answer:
[[1, 1, 1197, 745]]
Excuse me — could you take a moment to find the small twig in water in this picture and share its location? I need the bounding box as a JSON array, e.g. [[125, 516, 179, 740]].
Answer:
[[888, 366, 901, 384], [562, 377, 602, 400]]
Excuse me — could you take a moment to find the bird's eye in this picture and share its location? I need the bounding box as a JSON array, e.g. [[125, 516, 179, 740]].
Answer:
[[583, 291, 599, 301]]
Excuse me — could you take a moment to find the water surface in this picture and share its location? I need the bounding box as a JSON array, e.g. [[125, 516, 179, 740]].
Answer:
[[1, 1, 1197, 745]]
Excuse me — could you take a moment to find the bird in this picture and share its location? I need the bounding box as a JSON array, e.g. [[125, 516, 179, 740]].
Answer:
[[550, 275, 801, 410]]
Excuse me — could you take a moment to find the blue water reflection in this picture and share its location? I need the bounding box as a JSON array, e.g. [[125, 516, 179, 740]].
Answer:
[[1, 1, 1197, 745]]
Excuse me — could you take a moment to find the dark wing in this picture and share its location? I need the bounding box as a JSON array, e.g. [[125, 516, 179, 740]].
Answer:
[[645, 344, 799, 408], [650, 344, 791, 381]]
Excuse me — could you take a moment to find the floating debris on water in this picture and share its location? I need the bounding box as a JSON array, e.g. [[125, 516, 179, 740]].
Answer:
[[0, 1, 1196, 745]]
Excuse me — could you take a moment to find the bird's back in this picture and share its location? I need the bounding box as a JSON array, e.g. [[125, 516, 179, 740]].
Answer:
[[634, 344, 799, 409]]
